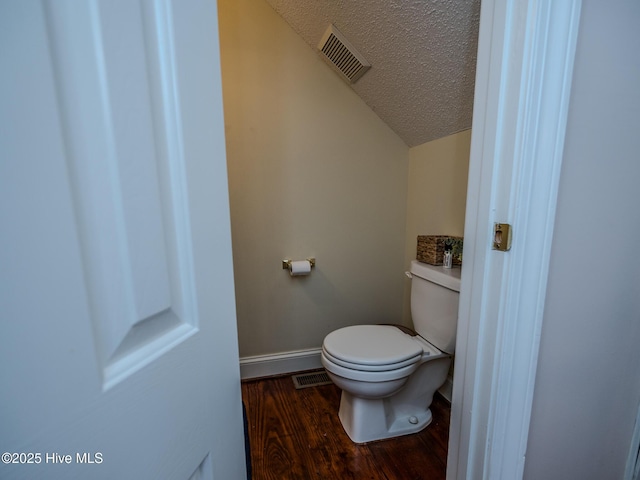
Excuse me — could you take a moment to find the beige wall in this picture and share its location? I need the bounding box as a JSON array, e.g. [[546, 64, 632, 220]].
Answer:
[[218, 0, 409, 357], [402, 131, 471, 324]]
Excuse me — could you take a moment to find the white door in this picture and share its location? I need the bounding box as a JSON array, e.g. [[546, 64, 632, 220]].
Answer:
[[0, 1, 246, 479]]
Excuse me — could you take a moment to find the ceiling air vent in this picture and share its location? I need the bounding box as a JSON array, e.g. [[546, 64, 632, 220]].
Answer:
[[318, 25, 370, 84]]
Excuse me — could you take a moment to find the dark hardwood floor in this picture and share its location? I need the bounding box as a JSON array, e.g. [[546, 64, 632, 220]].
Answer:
[[242, 371, 450, 480]]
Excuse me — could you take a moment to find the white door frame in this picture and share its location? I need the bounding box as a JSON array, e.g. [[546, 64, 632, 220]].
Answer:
[[447, 1, 582, 478]]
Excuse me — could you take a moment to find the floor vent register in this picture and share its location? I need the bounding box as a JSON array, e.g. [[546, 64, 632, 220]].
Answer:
[[292, 370, 333, 389]]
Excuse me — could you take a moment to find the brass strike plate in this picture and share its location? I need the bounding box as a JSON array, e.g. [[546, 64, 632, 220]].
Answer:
[[493, 223, 512, 251]]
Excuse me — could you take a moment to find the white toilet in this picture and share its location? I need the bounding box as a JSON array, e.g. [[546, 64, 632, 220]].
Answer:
[[321, 260, 461, 444]]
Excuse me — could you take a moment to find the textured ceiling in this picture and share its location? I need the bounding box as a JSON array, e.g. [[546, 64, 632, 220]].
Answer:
[[264, 0, 481, 147]]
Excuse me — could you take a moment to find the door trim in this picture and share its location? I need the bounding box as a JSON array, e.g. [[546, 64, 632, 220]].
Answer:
[[448, 1, 582, 478]]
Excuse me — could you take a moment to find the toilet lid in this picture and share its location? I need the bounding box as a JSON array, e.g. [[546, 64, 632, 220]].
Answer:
[[323, 325, 423, 368]]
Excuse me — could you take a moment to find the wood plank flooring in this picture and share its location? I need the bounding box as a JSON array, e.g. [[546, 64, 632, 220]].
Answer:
[[242, 372, 450, 480]]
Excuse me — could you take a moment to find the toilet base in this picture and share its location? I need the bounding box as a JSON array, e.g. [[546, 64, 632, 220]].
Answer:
[[338, 390, 433, 444], [332, 354, 452, 444]]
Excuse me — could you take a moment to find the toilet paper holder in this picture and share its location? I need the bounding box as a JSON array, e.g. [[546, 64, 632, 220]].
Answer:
[[282, 258, 316, 270]]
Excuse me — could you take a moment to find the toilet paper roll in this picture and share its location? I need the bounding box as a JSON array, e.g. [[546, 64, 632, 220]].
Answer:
[[289, 260, 311, 276]]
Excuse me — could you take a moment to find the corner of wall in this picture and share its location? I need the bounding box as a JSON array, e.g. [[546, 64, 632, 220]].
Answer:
[[402, 129, 471, 327]]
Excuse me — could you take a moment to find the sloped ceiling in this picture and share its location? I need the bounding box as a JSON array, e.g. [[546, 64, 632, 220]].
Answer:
[[264, 0, 481, 147]]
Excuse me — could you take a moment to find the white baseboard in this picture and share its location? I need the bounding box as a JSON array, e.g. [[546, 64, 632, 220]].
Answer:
[[241, 348, 455, 404], [438, 375, 453, 403], [240, 348, 323, 380]]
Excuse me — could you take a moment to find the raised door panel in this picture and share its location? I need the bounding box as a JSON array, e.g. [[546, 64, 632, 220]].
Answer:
[[46, 0, 198, 389]]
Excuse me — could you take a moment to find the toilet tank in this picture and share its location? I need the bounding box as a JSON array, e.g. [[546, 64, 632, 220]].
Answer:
[[409, 260, 461, 354]]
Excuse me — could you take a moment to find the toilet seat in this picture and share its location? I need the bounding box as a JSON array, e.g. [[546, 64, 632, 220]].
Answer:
[[322, 347, 421, 372], [323, 325, 424, 372], [322, 350, 420, 383]]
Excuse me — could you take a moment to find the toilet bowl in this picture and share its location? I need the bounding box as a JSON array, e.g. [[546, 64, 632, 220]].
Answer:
[[321, 261, 460, 444]]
